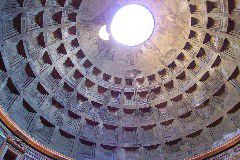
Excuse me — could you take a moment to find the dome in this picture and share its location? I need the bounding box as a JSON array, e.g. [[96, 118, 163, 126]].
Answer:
[[0, 0, 240, 160]]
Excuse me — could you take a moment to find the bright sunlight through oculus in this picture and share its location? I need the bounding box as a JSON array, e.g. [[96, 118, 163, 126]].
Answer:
[[99, 25, 110, 41], [111, 4, 154, 46]]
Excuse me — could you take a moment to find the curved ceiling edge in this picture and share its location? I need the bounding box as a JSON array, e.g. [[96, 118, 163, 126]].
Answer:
[[187, 135, 240, 160], [0, 106, 72, 160], [0, 105, 239, 160]]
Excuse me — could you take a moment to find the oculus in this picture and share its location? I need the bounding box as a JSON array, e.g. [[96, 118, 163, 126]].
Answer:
[[110, 4, 154, 46]]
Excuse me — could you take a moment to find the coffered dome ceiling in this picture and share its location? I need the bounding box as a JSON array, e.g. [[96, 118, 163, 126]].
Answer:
[[0, 0, 240, 160], [80, 0, 190, 77]]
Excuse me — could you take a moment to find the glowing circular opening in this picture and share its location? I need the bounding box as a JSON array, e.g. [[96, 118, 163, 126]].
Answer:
[[111, 4, 154, 46]]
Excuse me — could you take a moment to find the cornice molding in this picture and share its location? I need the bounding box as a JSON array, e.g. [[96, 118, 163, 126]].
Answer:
[[0, 106, 239, 160], [0, 107, 72, 160]]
